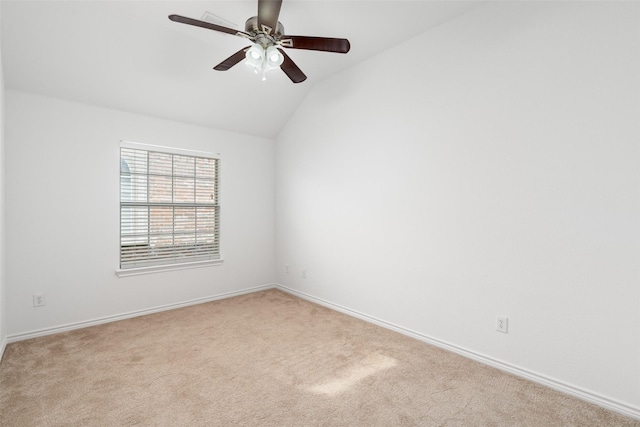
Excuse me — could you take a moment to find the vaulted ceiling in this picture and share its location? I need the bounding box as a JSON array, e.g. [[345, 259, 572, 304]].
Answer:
[[1, 1, 481, 138]]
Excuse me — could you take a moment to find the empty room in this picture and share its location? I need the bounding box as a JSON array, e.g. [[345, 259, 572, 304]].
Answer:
[[0, 0, 638, 425]]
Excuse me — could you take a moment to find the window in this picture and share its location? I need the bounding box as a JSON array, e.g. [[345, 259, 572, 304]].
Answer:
[[119, 141, 221, 273]]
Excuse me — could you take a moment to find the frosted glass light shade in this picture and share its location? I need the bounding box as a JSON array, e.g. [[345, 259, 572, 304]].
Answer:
[[245, 44, 265, 69], [265, 46, 284, 67]]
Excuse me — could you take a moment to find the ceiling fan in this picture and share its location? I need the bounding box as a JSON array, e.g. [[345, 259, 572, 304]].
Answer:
[[169, 0, 350, 83]]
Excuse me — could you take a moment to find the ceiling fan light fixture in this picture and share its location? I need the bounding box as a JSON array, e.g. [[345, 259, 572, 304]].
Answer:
[[245, 43, 283, 81]]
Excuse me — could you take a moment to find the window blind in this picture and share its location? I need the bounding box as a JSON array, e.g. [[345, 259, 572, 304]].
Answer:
[[120, 144, 220, 270]]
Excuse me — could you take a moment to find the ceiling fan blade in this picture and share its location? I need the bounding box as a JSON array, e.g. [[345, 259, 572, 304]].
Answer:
[[278, 48, 307, 84], [257, 0, 283, 35], [169, 15, 253, 40], [214, 47, 251, 71], [280, 36, 350, 54]]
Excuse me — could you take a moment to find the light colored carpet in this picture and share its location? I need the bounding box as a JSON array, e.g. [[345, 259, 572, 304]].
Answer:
[[1, 289, 637, 426]]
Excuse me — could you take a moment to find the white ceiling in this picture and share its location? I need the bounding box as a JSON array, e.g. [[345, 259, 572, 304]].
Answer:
[[1, 0, 481, 138]]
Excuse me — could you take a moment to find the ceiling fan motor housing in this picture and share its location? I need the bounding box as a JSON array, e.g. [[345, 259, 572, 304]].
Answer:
[[245, 16, 284, 48]]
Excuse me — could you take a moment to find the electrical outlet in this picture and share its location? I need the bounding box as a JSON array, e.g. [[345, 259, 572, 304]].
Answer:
[[496, 316, 508, 333], [285, 264, 289, 274], [33, 293, 46, 307], [302, 269, 307, 279]]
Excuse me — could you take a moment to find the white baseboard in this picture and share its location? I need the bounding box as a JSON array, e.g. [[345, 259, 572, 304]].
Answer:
[[0, 336, 6, 363], [5, 284, 275, 344], [274, 284, 640, 421]]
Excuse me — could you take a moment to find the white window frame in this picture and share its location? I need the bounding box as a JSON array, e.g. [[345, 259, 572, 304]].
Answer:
[[116, 140, 223, 277]]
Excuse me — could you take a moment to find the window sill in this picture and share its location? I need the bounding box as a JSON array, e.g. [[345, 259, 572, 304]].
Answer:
[[116, 258, 224, 277]]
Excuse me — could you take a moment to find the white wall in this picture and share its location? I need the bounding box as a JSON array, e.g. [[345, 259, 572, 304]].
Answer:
[[0, 4, 6, 357], [276, 1, 640, 415], [5, 91, 275, 336]]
